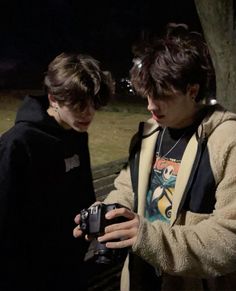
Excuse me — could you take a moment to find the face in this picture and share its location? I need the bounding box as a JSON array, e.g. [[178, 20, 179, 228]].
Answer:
[[147, 85, 201, 129], [55, 101, 96, 132]]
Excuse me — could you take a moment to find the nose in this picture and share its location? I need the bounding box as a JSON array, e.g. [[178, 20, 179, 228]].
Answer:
[[81, 104, 95, 117], [147, 96, 159, 112]]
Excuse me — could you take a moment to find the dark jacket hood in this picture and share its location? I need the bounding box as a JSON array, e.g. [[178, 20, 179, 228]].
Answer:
[[15, 95, 62, 133]]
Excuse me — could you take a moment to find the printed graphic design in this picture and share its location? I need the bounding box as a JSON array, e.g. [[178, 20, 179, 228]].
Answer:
[[145, 155, 181, 223], [64, 154, 80, 172]]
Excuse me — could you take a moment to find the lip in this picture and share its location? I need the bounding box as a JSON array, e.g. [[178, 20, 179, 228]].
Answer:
[[152, 113, 165, 121], [74, 120, 91, 127]]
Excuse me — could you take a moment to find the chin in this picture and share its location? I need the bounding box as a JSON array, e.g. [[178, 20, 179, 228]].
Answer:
[[157, 121, 167, 127], [73, 125, 89, 132]]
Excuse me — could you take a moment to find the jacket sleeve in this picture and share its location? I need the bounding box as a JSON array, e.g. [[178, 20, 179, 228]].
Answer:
[[103, 165, 135, 210], [0, 137, 29, 235], [132, 142, 236, 278]]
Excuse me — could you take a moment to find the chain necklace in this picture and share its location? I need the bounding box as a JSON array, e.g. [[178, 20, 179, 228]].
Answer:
[[157, 127, 186, 159]]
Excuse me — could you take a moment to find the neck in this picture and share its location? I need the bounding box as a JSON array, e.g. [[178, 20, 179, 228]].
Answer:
[[169, 104, 207, 130], [47, 107, 71, 129]]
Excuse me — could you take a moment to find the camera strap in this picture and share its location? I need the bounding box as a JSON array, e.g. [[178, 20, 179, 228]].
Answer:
[[129, 122, 144, 212]]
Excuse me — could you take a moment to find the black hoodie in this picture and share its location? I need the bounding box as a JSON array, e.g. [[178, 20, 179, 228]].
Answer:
[[0, 95, 95, 290]]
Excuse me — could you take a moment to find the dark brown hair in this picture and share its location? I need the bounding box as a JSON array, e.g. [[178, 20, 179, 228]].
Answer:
[[130, 23, 215, 102], [44, 52, 114, 110]]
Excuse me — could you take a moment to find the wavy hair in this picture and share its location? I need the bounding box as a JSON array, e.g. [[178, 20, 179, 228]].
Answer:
[[44, 52, 114, 110], [130, 23, 215, 102]]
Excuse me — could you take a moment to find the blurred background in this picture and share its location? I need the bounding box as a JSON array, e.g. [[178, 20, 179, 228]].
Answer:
[[0, 0, 202, 89], [0, 0, 203, 165]]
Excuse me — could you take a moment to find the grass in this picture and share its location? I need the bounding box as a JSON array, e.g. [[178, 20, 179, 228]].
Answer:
[[89, 111, 148, 165], [0, 90, 150, 166], [0, 91, 24, 133]]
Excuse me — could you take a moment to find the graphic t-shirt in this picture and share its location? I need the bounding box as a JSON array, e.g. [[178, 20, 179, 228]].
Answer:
[[145, 127, 193, 223]]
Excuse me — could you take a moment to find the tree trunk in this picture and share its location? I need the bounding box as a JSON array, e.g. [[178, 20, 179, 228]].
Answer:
[[195, 0, 236, 112]]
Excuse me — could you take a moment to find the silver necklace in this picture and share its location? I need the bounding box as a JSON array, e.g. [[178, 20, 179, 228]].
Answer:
[[157, 127, 186, 159]]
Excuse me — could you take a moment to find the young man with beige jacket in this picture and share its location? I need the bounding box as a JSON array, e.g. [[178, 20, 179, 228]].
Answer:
[[74, 23, 236, 291]]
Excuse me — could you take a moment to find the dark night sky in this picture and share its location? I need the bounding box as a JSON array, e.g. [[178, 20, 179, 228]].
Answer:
[[0, 0, 202, 89]]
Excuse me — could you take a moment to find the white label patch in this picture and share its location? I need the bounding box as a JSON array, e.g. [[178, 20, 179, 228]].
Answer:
[[64, 154, 80, 172]]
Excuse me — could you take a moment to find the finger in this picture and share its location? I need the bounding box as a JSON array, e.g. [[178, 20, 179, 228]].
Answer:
[[106, 208, 135, 220], [74, 214, 81, 224], [98, 229, 136, 243], [105, 219, 138, 233], [105, 238, 135, 249], [73, 225, 83, 238]]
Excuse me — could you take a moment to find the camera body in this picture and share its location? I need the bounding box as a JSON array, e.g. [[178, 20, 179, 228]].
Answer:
[[80, 203, 127, 235], [80, 203, 128, 264]]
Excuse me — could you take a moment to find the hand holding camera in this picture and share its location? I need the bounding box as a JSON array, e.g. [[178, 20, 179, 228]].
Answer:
[[74, 203, 140, 264], [79, 203, 128, 236], [96, 203, 140, 249]]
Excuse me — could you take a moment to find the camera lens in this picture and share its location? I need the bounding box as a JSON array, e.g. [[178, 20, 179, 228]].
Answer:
[[94, 242, 114, 264]]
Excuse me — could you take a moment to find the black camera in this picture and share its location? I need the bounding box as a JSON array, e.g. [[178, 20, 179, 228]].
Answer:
[[80, 203, 128, 264]]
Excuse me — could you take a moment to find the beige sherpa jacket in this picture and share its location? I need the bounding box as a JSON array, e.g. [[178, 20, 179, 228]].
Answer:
[[104, 104, 236, 291]]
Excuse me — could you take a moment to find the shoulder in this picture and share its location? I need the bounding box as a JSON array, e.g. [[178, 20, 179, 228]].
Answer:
[[1, 123, 36, 144], [0, 121, 52, 156], [0, 125, 29, 155], [208, 107, 236, 144], [0, 127, 33, 166], [206, 108, 236, 182], [201, 105, 236, 142]]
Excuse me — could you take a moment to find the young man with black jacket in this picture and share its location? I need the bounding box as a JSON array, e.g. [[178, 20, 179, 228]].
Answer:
[[0, 52, 114, 291]]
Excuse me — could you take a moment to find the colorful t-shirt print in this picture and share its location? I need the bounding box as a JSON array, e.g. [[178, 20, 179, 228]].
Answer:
[[145, 125, 196, 223], [145, 155, 181, 223]]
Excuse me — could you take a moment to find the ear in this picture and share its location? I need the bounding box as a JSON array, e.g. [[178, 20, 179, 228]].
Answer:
[[186, 84, 200, 101], [48, 93, 59, 108]]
